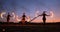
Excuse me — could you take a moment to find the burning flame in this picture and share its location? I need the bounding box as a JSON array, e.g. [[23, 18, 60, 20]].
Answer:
[[16, 15, 21, 21], [12, 12, 15, 19], [12, 12, 21, 22], [1, 12, 6, 19], [50, 11, 54, 18], [27, 16, 31, 22]]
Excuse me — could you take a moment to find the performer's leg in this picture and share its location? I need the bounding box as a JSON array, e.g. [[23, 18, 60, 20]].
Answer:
[[7, 19, 9, 23], [7, 19, 8, 22], [43, 20, 45, 25]]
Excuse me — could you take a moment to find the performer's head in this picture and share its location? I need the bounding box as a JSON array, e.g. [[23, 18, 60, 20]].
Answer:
[[8, 12, 9, 15], [43, 11, 46, 14], [23, 13, 25, 15]]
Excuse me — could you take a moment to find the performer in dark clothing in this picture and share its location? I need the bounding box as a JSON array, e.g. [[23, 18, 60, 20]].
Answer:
[[7, 13, 11, 23], [30, 11, 50, 25], [42, 11, 50, 24], [21, 13, 27, 24]]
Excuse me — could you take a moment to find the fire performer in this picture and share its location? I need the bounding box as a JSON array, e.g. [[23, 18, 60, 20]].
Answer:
[[40, 11, 50, 24], [7, 13, 11, 23], [21, 13, 27, 24]]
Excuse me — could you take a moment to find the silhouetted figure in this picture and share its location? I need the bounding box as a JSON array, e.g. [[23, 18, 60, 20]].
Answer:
[[7, 13, 11, 23], [42, 11, 50, 25], [21, 13, 27, 24], [30, 11, 50, 25]]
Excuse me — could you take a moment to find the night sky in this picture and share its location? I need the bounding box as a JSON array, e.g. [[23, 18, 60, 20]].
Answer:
[[0, 0, 60, 23]]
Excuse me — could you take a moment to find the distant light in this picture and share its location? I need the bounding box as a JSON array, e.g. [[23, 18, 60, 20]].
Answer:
[[2, 29, 5, 32]]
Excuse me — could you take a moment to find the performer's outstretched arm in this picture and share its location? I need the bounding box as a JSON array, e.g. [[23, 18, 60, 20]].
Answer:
[[46, 14, 50, 16], [39, 14, 43, 16]]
